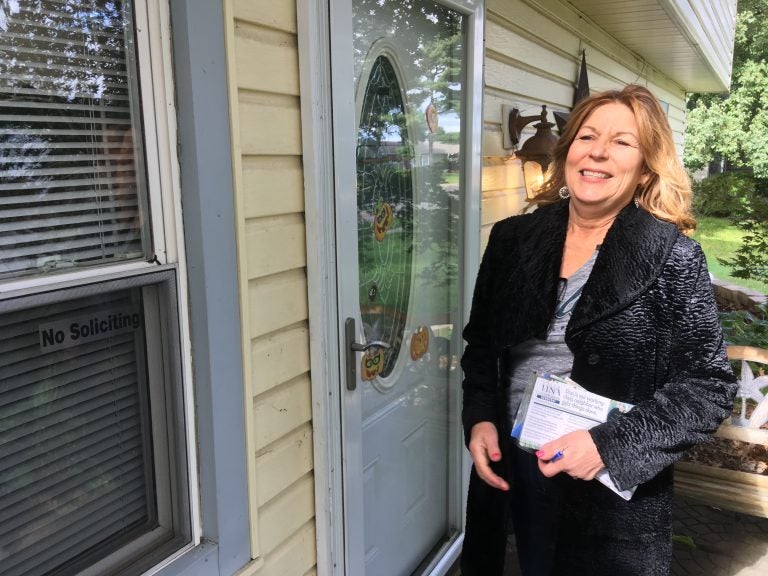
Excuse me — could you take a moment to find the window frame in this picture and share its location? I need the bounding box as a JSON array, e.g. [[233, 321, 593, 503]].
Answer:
[[0, 266, 193, 576], [0, 0, 252, 575], [1, 0, 252, 574]]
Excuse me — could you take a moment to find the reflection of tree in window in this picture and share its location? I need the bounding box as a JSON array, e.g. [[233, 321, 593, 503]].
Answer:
[[357, 55, 414, 377], [352, 1, 466, 364], [0, 0, 148, 278]]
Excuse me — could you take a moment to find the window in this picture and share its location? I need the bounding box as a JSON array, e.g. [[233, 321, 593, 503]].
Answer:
[[0, 2, 192, 575], [0, 271, 190, 576], [0, 0, 151, 278]]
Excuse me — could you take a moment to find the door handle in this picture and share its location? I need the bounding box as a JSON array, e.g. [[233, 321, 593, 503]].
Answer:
[[345, 317, 390, 390], [350, 340, 391, 352]]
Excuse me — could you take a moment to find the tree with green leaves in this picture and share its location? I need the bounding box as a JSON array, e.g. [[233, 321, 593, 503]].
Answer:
[[684, 0, 768, 286]]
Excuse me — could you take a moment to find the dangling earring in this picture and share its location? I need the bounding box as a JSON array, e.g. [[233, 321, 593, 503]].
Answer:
[[633, 196, 640, 208], [558, 186, 570, 200]]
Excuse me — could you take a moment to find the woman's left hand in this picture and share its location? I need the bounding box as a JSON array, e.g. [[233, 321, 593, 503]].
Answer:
[[536, 429, 605, 481]]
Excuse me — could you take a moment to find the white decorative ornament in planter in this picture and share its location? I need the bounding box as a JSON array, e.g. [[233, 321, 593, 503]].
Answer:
[[675, 346, 768, 518], [733, 359, 768, 428]]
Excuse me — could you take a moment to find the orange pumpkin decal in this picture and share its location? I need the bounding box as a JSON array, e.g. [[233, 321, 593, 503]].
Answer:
[[361, 348, 386, 381], [373, 202, 394, 242], [410, 326, 430, 360]]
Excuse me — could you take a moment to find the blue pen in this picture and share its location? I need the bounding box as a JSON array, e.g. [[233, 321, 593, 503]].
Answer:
[[550, 450, 564, 462]]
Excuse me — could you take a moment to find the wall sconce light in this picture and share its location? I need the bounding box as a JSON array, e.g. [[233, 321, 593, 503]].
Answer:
[[508, 105, 559, 199]]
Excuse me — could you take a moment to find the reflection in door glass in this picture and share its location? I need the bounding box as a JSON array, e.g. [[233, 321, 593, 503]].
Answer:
[[350, 2, 466, 573], [357, 55, 414, 378]]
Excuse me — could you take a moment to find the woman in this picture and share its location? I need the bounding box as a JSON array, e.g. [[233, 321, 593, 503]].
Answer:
[[460, 85, 737, 576]]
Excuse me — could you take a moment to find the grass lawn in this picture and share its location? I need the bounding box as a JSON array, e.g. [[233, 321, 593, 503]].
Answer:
[[442, 171, 460, 186], [692, 216, 768, 295]]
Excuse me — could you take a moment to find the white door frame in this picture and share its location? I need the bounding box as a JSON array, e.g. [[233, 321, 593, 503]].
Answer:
[[297, 1, 485, 574]]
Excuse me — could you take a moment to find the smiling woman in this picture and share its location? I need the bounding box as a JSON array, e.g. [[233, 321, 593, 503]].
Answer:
[[461, 84, 736, 576]]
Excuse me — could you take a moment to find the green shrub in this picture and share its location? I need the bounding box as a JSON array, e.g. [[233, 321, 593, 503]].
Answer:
[[692, 173, 755, 217], [717, 191, 768, 285], [719, 302, 768, 349]]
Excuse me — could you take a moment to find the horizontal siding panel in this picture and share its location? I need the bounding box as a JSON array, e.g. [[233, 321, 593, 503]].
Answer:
[[234, 25, 299, 96], [250, 325, 310, 397], [257, 474, 315, 554], [482, 122, 508, 158], [259, 521, 316, 576], [482, 190, 525, 226], [482, 160, 524, 193], [242, 156, 304, 218], [245, 215, 306, 280], [248, 269, 309, 338], [254, 423, 313, 506], [233, 0, 297, 33], [252, 375, 312, 452], [238, 94, 302, 156], [485, 21, 574, 81], [488, 0, 567, 48], [485, 58, 573, 107]]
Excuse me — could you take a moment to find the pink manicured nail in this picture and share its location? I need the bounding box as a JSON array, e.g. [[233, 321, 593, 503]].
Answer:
[[491, 452, 500, 459], [535, 450, 545, 458]]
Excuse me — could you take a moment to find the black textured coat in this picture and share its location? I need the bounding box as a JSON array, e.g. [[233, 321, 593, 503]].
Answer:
[[460, 201, 737, 576]]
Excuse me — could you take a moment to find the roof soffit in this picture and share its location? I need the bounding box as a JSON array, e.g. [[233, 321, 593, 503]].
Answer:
[[566, 0, 736, 92]]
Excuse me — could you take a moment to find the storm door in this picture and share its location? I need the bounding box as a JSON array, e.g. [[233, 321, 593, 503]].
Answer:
[[330, 1, 481, 574]]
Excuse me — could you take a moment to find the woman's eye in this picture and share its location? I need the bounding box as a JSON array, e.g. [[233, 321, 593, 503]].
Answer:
[[577, 134, 593, 141]]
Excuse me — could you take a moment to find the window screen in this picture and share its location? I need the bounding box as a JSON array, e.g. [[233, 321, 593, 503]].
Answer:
[[0, 0, 150, 279]]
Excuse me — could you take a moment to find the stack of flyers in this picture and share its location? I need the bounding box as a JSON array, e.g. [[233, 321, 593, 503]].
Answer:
[[511, 372, 636, 500]]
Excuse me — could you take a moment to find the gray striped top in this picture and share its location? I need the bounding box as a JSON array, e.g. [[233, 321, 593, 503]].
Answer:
[[506, 249, 599, 427]]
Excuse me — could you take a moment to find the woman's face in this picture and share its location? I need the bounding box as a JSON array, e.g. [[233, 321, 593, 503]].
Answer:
[[565, 102, 648, 213]]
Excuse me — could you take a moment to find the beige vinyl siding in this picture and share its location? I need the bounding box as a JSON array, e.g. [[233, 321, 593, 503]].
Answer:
[[481, 0, 689, 246], [224, 1, 316, 575]]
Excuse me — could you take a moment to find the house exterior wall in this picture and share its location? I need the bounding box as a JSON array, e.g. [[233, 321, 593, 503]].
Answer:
[[481, 0, 690, 247], [223, 1, 317, 575]]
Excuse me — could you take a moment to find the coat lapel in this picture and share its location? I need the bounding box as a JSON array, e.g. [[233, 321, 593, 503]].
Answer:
[[567, 203, 679, 336], [509, 202, 569, 340]]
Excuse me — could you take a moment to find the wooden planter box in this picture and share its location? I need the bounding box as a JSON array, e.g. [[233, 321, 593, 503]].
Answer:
[[674, 346, 768, 517], [675, 425, 768, 518]]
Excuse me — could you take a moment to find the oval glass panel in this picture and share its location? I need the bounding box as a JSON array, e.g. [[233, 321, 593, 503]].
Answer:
[[356, 55, 414, 379]]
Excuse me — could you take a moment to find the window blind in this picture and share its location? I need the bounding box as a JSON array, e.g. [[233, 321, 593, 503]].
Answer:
[[0, 287, 156, 576], [0, 0, 149, 279]]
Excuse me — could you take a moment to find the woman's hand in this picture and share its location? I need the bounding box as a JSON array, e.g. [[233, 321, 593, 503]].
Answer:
[[468, 421, 510, 491], [536, 429, 605, 481]]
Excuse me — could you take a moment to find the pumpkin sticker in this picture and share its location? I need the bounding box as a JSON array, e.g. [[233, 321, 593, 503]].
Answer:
[[373, 202, 394, 242], [361, 347, 386, 381], [410, 326, 430, 360]]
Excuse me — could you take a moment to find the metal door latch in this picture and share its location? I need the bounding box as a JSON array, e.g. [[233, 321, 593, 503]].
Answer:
[[344, 317, 390, 390]]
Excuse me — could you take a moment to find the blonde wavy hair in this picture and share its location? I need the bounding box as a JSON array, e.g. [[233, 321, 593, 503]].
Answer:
[[530, 84, 695, 232]]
